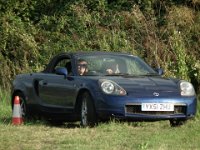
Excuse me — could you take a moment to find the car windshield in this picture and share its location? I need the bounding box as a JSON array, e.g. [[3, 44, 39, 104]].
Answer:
[[76, 54, 157, 76]]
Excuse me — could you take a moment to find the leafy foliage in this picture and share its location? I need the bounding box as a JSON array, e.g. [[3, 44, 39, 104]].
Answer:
[[0, 0, 199, 92]]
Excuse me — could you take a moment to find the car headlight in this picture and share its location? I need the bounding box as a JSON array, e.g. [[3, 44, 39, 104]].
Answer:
[[180, 81, 195, 96], [99, 79, 126, 96]]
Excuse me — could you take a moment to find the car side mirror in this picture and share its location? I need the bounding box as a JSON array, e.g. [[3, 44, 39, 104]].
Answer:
[[55, 67, 68, 78], [155, 68, 164, 75]]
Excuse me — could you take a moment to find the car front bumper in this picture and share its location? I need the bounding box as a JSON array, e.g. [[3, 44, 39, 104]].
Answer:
[[95, 93, 197, 121]]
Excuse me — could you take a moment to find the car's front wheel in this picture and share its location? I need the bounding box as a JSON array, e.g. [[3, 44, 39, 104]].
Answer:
[[80, 92, 97, 127]]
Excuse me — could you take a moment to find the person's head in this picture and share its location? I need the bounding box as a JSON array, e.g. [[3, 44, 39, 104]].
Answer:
[[77, 59, 88, 75], [105, 63, 119, 74]]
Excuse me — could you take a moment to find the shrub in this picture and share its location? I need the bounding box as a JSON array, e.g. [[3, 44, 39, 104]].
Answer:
[[0, 0, 199, 93]]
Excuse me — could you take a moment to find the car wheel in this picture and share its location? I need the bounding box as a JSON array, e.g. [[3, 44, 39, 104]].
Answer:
[[80, 92, 97, 127], [13, 93, 27, 120], [169, 119, 187, 127]]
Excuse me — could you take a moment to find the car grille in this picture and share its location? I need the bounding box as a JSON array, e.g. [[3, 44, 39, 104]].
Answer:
[[125, 105, 186, 115]]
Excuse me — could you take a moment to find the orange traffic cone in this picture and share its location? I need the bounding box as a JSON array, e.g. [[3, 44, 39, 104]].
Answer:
[[12, 96, 23, 125]]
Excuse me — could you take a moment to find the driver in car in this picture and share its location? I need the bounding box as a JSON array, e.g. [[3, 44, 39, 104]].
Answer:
[[77, 59, 88, 76]]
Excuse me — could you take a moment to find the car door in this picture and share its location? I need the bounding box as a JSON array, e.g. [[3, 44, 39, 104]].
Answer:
[[38, 55, 77, 113]]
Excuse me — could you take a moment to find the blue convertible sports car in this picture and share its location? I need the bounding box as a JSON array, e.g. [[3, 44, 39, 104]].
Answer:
[[12, 51, 197, 127]]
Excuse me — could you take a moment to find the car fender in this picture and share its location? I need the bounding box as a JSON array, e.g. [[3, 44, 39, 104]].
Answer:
[[12, 79, 28, 104], [75, 79, 100, 109], [12, 74, 34, 104]]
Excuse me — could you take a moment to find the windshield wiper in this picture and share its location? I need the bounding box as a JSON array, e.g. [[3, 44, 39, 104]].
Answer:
[[105, 73, 134, 77], [140, 73, 159, 76]]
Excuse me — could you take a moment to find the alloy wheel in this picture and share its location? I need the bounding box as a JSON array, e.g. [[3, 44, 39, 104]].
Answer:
[[81, 98, 88, 126]]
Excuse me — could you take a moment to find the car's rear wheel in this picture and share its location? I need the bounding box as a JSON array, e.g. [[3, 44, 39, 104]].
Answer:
[[80, 92, 97, 127], [12, 93, 27, 121], [169, 119, 187, 127]]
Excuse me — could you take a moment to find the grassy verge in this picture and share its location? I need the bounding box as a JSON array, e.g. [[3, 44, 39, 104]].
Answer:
[[0, 120, 200, 150], [0, 89, 12, 124], [0, 91, 199, 150]]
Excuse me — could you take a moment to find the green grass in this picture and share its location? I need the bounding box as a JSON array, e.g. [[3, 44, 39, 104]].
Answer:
[[0, 89, 12, 124], [0, 91, 200, 150]]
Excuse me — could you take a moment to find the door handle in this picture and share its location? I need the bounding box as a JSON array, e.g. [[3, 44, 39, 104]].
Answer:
[[43, 81, 47, 85], [40, 80, 48, 86]]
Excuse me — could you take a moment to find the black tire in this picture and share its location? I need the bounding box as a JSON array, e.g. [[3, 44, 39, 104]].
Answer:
[[80, 92, 97, 127], [12, 92, 28, 121], [169, 119, 187, 127]]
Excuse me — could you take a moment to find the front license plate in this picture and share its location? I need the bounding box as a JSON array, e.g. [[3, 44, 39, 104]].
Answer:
[[141, 103, 174, 111]]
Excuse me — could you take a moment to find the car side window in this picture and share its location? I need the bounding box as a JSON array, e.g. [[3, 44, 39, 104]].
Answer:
[[53, 58, 72, 75]]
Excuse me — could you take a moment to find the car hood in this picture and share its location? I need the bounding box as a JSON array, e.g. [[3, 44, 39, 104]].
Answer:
[[105, 76, 180, 97]]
